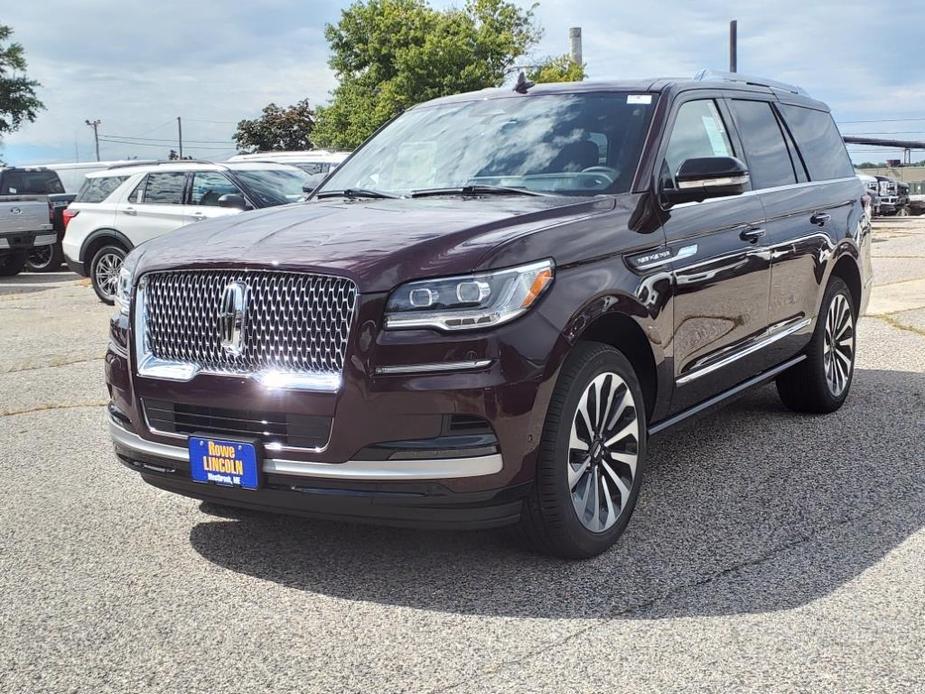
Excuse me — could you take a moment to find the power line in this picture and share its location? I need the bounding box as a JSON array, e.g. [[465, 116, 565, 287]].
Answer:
[[102, 133, 232, 144], [838, 116, 925, 124], [98, 137, 235, 151]]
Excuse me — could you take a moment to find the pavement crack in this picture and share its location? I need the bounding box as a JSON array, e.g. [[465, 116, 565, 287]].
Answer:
[[0, 401, 107, 418], [872, 314, 925, 338], [1, 356, 104, 375], [432, 496, 918, 693]]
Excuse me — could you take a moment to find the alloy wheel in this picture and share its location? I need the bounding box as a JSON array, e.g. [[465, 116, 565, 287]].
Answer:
[[567, 372, 640, 533], [94, 251, 123, 301], [823, 293, 854, 397]]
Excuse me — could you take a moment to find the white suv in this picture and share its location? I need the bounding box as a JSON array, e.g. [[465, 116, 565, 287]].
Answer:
[[62, 160, 310, 303]]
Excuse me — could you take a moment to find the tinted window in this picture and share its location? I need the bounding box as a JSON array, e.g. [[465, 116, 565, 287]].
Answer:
[[730, 100, 796, 189], [76, 176, 129, 203], [0, 169, 65, 195], [296, 162, 331, 175], [778, 104, 855, 181], [234, 168, 312, 206], [142, 172, 186, 204], [190, 172, 239, 206], [663, 100, 734, 184]]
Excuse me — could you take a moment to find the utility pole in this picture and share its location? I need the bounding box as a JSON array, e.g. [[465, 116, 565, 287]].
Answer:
[[177, 116, 183, 159], [729, 20, 738, 73], [85, 119, 101, 161], [569, 27, 583, 66]]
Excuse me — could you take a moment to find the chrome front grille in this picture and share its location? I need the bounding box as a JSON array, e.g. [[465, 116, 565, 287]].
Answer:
[[138, 270, 357, 387]]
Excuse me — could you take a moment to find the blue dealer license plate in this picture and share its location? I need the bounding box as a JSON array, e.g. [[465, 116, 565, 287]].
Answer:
[[188, 436, 260, 490]]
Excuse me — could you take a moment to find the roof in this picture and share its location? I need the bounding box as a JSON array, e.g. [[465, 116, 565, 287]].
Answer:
[[417, 71, 829, 111], [86, 160, 302, 178], [227, 151, 350, 163]]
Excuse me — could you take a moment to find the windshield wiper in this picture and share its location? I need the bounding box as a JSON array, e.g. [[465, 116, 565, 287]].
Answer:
[[315, 188, 400, 200], [410, 185, 545, 198]]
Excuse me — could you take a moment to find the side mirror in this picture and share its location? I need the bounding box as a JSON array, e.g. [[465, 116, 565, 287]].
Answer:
[[218, 193, 248, 210], [302, 183, 316, 195], [663, 156, 750, 205]]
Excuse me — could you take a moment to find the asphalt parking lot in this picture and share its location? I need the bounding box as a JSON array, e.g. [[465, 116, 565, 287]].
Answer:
[[1, 221, 924, 693]]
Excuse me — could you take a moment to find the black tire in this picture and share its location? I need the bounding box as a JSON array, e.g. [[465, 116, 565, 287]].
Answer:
[[519, 342, 647, 559], [26, 242, 64, 272], [776, 277, 856, 414], [0, 251, 28, 277], [90, 244, 127, 305]]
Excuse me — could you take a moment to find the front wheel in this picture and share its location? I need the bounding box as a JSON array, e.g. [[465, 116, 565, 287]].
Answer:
[[90, 244, 126, 304], [519, 342, 647, 559], [776, 277, 856, 413]]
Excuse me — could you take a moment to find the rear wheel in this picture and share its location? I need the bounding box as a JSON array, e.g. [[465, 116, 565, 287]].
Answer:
[[520, 342, 647, 559], [26, 242, 64, 272], [776, 277, 856, 413], [0, 251, 28, 277], [90, 244, 126, 304]]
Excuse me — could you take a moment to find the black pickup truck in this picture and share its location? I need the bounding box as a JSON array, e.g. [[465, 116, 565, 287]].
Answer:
[[0, 167, 76, 272]]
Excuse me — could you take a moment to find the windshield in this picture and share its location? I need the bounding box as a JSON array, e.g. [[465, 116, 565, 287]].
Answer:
[[234, 168, 311, 206], [320, 92, 656, 197]]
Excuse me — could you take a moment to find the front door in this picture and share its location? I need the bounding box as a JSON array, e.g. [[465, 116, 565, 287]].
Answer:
[[658, 97, 771, 413], [185, 171, 247, 224]]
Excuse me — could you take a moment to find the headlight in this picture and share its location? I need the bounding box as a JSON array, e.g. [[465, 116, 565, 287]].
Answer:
[[385, 259, 554, 331], [115, 250, 141, 316]]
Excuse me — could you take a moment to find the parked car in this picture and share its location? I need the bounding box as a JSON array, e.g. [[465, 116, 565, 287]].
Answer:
[[62, 160, 311, 303], [28, 160, 158, 195], [857, 173, 880, 217], [0, 166, 75, 272], [227, 150, 349, 176], [106, 72, 870, 558], [0, 194, 55, 276], [875, 176, 910, 216]]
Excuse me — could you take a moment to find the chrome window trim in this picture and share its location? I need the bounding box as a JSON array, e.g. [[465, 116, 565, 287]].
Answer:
[[669, 176, 860, 210], [109, 418, 502, 480], [677, 317, 811, 385]]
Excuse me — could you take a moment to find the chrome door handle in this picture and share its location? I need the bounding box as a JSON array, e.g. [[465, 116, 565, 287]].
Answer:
[[811, 212, 831, 226], [123, 207, 137, 216], [739, 227, 766, 243]]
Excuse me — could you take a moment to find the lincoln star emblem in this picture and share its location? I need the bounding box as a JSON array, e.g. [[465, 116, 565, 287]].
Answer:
[[219, 281, 248, 356]]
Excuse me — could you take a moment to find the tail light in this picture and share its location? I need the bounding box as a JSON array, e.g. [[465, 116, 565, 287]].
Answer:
[[62, 208, 80, 231], [48, 202, 55, 223]]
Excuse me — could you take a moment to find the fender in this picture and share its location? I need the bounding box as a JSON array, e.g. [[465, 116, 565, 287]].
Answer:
[[79, 228, 135, 262]]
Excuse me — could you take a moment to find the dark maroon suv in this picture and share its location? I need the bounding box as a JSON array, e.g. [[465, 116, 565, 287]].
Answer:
[[106, 72, 870, 558]]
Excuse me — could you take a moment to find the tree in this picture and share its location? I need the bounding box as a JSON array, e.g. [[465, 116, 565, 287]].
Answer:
[[0, 25, 44, 138], [528, 54, 585, 83], [313, 0, 542, 150], [234, 99, 316, 153]]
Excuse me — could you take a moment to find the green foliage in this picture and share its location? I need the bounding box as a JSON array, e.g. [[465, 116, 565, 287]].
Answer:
[[0, 25, 44, 137], [528, 54, 585, 83], [313, 0, 542, 150], [233, 99, 316, 153]]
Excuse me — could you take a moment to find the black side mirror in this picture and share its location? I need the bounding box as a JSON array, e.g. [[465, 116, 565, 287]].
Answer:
[[662, 156, 750, 205], [302, 183, 316, 195], [218, 193, 248, 210]]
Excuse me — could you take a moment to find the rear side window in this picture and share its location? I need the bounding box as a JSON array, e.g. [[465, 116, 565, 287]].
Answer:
[[76, 176, 128, 203], [778, 105, 855, 181], [0, 169, 66, 195], [141, 172, 187, 204], [729, 100, 797, 190], [663, 100, 734, 184]]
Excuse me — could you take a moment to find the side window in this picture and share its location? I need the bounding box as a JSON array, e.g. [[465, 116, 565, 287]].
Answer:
[[75, 176, 128, 203], [729, 100, 797, 190], [141, 172, 186, 204], [190, 172, 240, 206], [778, 104, 855, 181], [663, 100, 734, 185]]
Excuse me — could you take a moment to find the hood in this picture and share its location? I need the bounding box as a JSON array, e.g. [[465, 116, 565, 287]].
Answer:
[[133, 195, 615, 292]]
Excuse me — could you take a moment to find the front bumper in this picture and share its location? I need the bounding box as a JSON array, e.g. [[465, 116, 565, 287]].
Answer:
[[110, 415, 526, 530]]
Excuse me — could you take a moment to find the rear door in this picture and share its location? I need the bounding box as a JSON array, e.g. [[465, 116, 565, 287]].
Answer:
[[185, 171, 247, 224], [121, 171, 190, 245], [658, 96, 771, 412]]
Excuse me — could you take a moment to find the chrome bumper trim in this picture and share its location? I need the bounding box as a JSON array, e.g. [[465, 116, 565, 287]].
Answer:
[[374, 360, 493, 375], [109, 418, 503, 481]]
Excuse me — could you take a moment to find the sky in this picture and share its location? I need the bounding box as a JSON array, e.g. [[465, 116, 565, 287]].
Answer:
[[3, 0, 925, 165]]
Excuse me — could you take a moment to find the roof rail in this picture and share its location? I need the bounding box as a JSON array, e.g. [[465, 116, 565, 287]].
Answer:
[[106, 159, 217, 170], [693, 69, 807, 96]]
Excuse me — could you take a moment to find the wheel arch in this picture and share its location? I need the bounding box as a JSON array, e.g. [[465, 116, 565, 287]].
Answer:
[[828, 251, 863, 318], [79, 228, 134, 266]]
